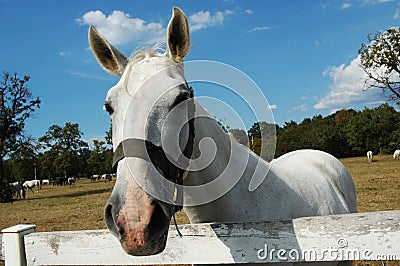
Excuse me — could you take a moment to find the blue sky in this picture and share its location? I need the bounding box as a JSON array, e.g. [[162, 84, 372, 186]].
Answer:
[[1, 0, 399, 144]]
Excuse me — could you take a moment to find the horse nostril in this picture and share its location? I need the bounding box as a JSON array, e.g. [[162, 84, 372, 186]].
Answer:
[[104, 202, 121, 238]]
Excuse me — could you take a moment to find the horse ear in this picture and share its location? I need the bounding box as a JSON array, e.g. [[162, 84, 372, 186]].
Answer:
[[167, 7, 190, 62], [88, 26, 127, 76]]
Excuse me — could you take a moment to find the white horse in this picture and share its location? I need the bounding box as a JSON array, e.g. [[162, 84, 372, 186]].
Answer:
[[367, 151, 373, 162], [393, 149, 400, 160], [23, 180, 40, 193], [41, 179, 50, 186], [89, 7, 356, 265]]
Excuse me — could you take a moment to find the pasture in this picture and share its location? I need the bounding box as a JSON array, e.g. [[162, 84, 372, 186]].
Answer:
[[0, 154, 399, 265]]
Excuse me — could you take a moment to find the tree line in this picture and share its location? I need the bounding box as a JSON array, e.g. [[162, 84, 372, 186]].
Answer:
[[238, 103, 400, 161], [4, 123, 113, 184]]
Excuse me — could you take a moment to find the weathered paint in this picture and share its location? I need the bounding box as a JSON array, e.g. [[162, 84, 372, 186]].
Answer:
[[1, 224, 36, 266], [1, 211, 399, 265]]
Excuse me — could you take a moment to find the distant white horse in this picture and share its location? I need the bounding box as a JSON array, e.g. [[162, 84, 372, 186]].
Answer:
[[41, 179, 50, 186], [393, 150, 400, 160], [367, 151, 373, 162], [23, 180, 40, 193], [89, 7, 357, 265]]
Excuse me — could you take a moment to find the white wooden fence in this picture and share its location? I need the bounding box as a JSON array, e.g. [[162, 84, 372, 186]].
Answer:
[[1, 210, 399, 265]]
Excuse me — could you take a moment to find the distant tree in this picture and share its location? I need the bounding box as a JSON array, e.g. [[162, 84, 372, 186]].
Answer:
[[343, 104, 400, 155], [359, 27, 400, 103], [87, 140, 108, 174], [39, 122, 88, 177], [0, 72, 40, 202], [247, 122, 277, 161], [105, 125, 112, 146], [8, 136, 38, 182]]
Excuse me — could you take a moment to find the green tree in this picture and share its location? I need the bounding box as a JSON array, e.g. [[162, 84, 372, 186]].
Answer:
[[105, 124, 112, 146], [87, 140, 107, 174], [343, 104, 400, 155], [8, 136, 38, 182], [359, 27, 400, 103], [0, 73, 40, 202], [39, 122, 88, 177], [248, 122, 277, 161]]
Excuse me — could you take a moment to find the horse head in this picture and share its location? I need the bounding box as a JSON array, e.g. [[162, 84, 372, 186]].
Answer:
[[89, 7, 193, 255]]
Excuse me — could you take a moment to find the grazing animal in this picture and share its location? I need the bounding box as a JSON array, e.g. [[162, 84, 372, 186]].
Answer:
[[89, 7, 357, 265], [367, 151, 373, 162], [102, 174, 112, 183], [41, 179, 50, 186], [23, 180, 40, 193], [52, 176, 67, 186], [67, 177, 76, 187], [91, 174, 100, 181], [393, 149, 400, 160], [9, 182, 26, 199]]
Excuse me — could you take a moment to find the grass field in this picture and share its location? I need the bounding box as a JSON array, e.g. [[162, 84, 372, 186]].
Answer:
[[1, 154, 399, 265]]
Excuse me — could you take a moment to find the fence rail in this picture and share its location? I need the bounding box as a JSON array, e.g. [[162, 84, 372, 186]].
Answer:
[[1, 210, 400, 265]]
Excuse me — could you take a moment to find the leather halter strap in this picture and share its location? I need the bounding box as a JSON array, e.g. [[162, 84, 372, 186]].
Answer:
[[111, 86, 195, 212]]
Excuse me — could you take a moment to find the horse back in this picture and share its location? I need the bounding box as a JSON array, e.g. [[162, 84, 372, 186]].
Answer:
[[272, 149, 357, 214]]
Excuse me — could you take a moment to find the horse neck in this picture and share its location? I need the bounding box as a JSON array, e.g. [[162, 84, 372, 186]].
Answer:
[[183, 102, 271, 222]]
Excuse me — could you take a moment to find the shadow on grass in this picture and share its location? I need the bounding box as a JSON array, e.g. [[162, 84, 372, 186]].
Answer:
[[23, 188, 113, 201]]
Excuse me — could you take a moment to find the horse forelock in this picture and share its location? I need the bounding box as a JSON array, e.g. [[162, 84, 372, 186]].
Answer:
[[123, 43, 171, 95]]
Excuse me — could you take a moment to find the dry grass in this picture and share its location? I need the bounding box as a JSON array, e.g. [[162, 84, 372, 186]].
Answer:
[[1, 155, 399, 265], [340, 154, 400, 213]]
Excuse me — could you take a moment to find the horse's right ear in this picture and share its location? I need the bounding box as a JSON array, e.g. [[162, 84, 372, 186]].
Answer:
[[88, 26, 127, 76]]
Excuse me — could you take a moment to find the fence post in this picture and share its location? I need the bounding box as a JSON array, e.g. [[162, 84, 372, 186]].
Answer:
[[2, 225, 36, 266]]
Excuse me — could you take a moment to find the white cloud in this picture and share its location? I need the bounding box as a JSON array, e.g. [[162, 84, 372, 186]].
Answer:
[[249, 26, 270, 32], [77, 9, 235, 45], [340, 3, 351, 9], [76, 10, 164, 45], [245, 9, 253, 14], [189, 10, 233, 31], [394, 8, 400, 19], [315, 55, 383, 110], [268, 104, 278, 110], [59, 51, 70, 57], [360, 0, 394, 5], [292, 104, 308, 112]]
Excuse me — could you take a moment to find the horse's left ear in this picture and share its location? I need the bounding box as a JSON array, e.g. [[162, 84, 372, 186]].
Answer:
[[167, 7, 190, 62]]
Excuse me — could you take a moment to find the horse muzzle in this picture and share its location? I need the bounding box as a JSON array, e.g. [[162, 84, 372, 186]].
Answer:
[[104, 162, 172, 256]]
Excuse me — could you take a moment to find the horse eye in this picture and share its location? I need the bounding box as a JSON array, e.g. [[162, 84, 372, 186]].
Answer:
[[104, 103, 114, 115]]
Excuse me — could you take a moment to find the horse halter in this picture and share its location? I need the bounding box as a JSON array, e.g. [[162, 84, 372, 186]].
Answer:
[[112, 85, 195, 213]]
